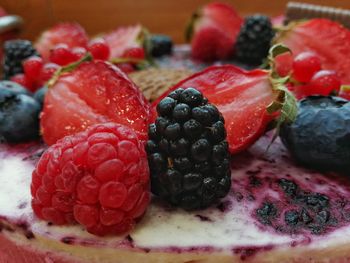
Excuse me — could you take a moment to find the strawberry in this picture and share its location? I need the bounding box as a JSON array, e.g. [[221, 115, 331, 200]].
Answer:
[[152, 64, 295, 154], [276, 19, 350, 84], [41, 59, 151, 145], [35, 23, 89, 61], [103, 25, 144, 59], [186, 2, 243, 61]]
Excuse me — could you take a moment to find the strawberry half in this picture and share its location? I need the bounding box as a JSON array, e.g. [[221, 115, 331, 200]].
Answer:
[[276, 19, 350, 84], [186, 2, 243, 61], [41, 59, 151, 145], [102, 25, 145, 59], [35, 23, 89, 62], [152, 65, 282, 154]]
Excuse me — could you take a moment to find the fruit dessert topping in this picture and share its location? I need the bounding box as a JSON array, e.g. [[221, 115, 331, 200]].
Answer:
[[186, 2, 243, 61], [235, 15, 275, 66], [31, 122, 150, 236], [153, 45, 298, 154], [280, 96, 350, 172], [41, 56, 151, 145], [3, 40, 39, 80], [149, 34, 173, 57], [0, 81, 40, 143], [148, 88, 231, 210]]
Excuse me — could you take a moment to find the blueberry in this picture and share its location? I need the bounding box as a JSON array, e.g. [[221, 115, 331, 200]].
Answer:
[[33, 86, 48, 107], [280, 96, 350, 172], [150, 34, 173, 57], [0, 93, 40, 142], [0, 81, 30, 96]]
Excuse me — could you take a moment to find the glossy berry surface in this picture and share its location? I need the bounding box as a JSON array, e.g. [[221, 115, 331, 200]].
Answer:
[[10, 74, 34, 92], [31, 123, 150, 236], [40, 63, 60, 83], [23, 56, 44, 81], [122, 47, 145, 60], [49, 44, 77, 66], [280, 96, 350, 172], [88, 38, 110, 60], [149, 34, 173, 57], [0, 90, 40, 142], [309, 70, 341, 95], [148, 88, 231, 210], [292, 52, 321, 83], [33, 86, 48, 108], [0, 80, 30, 96]]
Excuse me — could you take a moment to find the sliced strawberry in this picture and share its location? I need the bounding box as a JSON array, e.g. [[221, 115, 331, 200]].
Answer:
[[276, 19, 350, 84], [152, 65, 277, 154], [35, 23, 89, 62], [41, 60, 151, 145], [102, 25, 144, 59], [186, 2, 243, 61]]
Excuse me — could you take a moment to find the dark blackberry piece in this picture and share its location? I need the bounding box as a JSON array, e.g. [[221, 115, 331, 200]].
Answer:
[[235, 15, 274, 65], [147, 87, 231, 210], [280, 96, 350, 172], [3, 40, 39, 79], [149, 34, 173, 57], [0, 90, 41, 143]]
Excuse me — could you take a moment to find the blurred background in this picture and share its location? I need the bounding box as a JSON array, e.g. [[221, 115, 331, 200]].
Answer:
[[1, 0, 350, 43]]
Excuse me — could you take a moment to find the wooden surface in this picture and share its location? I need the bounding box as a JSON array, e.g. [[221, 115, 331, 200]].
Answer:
[[1, 0, 350, 43]]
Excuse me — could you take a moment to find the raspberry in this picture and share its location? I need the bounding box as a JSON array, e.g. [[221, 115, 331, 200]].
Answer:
[[292, 52, 321, 83], [31, 122, 150, 236], [148, 88, 231, 210], [49, 44, 77, 66], [23, 56, 44, 81], [88, 38, 110, 60], [122, 47, 145, 60]]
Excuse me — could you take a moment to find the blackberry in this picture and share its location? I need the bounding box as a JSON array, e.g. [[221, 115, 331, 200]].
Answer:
[[235, 15, 274, 65], [149, 34, 173, 57], [147, 88, 231, 210], [280, 96, 350, 172], [3, 40, 39, 79]]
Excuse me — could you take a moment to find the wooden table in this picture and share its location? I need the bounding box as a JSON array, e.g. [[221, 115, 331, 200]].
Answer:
[[1, 0, 350, 43]]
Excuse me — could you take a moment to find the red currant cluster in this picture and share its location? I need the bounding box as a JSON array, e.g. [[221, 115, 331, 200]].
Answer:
[[10, 39, 145, 93], [275, 51, 349, 100]]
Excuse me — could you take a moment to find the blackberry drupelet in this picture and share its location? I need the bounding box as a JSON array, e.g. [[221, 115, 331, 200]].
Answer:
[[280, 96, 350, 172], [149, 34, 173, 57], [235, 15, 274, 65], [147, 88, 231, 210], [3, 40, 39, 79]]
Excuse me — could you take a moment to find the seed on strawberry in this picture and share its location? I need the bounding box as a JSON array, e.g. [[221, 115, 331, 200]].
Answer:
[[88, 38, 110, 60], [31, 122, 150, 236], [292, 52, 321, 83], [49, 44, 77, 66], [23, 56, 44, 81]]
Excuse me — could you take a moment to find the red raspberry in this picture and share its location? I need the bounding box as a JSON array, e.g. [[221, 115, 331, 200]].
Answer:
[[49, 44, 77, 66], [31, 122, 150, 236], [122, 47, 145, 60], [88, 38, 110, 60], [23, 56, 44, 81]]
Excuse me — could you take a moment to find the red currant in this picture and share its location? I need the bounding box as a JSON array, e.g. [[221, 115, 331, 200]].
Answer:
[[23, 56, 44, 81], [339, 86, 350, 100], [122, 47, 145, 60], [275, 52, 293, 77], [72, 47, 87, 60], [309, 70, 341, 95], [292, 52, 321, 83], [40, 63, 60, 83], [116, 63, 135, 74], [49, 44, 77, 66], [10, 73, 35, 92], [88, 38, 110, 60]]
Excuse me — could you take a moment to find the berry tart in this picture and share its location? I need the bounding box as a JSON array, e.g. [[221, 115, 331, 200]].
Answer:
[[2, 2, 350, 263]]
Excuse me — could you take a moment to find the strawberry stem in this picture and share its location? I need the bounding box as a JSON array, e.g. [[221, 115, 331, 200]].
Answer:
[[47, 53, 93, 88]]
